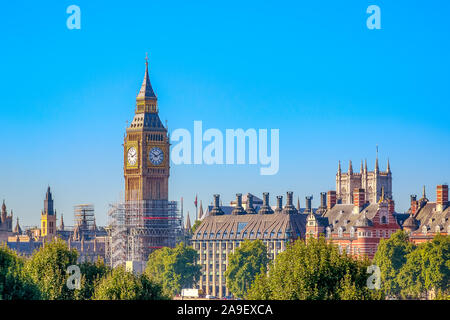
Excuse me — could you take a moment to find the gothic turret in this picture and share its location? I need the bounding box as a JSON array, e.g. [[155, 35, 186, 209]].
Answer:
[[348, 160, 353, 174]]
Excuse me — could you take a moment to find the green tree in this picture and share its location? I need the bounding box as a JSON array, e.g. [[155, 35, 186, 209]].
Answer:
[[0, 245, 40, 299], [191, 220, 202, 234], [397, 234, 449, 299], [145, 242, 201, 297], [247, 237, 383, 300], [373, 230, 416, 298], [74, 258, 110, 300], [25, 238, 78, 300], [93, 266, 165, 300], [225, 240, 269, 299]]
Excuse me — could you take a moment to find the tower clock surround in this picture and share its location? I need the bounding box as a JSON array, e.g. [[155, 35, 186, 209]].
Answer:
[[123, 58, 170, 202]]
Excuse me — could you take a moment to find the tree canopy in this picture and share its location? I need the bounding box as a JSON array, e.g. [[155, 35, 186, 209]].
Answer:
[[247, 237, 383, 300], [145, 242, 201, 297], [25, 238, 78, 300], [224, 240, 269, 299], [0, 245, 40, 300], [93, 266, 166, 300], [373, 230, 416, 297]]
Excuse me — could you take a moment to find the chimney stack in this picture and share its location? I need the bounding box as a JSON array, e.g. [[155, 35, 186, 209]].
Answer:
[[327, 191, 337, 209], [283, 191, 298, 214], [436, 184, 448, 212], [274, 196, 283, 214], [210, 194, 224, 216], [231, 193, 246, 215], [305, 196, 312, 213], [259, 192, 274, 214], [319, 192, 327, 209], [353, 188, 365, 213], [410, 195, 418, 216], [246, 193, 257, 214]]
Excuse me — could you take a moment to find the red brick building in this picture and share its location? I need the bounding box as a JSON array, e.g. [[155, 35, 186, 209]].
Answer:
[[403, 184, 449, 244], [306, 188, 401, 259]]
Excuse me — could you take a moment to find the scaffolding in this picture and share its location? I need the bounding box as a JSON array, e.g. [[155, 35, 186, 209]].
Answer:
[[106, 200, 182, 268], [74, 204, 95, 228]]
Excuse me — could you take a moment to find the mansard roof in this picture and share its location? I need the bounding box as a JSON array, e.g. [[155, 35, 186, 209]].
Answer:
[[193, 212, 307, 241]]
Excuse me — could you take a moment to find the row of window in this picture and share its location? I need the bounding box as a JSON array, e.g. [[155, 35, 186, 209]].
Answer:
[[195, 230, 289, 240]]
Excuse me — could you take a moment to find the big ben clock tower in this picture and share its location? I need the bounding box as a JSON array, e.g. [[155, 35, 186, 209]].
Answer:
[[124, 57, 169, 202]]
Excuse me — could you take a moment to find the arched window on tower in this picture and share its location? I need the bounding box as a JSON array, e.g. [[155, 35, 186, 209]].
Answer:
[[381, 215, 387, 224]]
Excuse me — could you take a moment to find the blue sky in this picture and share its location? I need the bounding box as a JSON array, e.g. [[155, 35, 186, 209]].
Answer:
[[0, 1, 449, 227]]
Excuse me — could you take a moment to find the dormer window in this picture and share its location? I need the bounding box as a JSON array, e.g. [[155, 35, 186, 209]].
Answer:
[[381, 216, 387, 224], [350, 227, 355, 238]]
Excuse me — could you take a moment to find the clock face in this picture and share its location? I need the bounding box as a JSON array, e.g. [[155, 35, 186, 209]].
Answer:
[[149, 147, 164, 165], [127, 147, 137, 166]]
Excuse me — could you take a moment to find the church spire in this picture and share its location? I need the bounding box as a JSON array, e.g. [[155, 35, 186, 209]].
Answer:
[[185, 211, 191, 231], [59, 214, 65, 231], [337, 160, 341, 175], [348, 160, 353, 174], [360, 160, 364, 173], [198, 201, 204, 220], [137, 54, 156, 100], [386, 158, 391, 173], [364, 159, 368, 173]]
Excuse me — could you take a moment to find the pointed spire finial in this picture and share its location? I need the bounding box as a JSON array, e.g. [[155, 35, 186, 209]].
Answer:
[[137, 54, 156, 100], [386, 158, 391, 173], [348, 160, 353, 174], [423, 185, 426, 198], [360, 160, 364, 173], [364, 158, 368, 172], [338, 160, 341, 173]]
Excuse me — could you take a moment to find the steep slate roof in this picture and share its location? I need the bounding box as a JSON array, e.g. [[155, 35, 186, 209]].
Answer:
[[129, 112, 166, 131], [411, 202, 450, 234], [321, 203, 380, 233]]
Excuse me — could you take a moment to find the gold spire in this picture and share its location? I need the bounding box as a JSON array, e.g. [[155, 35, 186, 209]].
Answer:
[[379, 186, 385, 203]]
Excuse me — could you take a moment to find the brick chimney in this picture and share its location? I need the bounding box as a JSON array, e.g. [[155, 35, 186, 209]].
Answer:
[[327, 191, 336, 209], [353, 188, 365, 213], [436, 184, 448, 212], [410, 195, 418, 216]]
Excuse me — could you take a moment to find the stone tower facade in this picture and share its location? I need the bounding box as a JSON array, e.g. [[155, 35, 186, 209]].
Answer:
[[40, 186, 57, 239], [124, 58, 170, 202], [336, 156, 392, 205]]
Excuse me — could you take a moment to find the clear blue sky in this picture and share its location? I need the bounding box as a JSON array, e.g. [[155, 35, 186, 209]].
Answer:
[[1, 1, 449, 227]]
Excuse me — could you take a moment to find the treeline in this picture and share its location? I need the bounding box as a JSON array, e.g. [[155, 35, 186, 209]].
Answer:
[[225, 232, 449, 300], [1, 232, 448, 300], [0, 239, 200, 300]]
